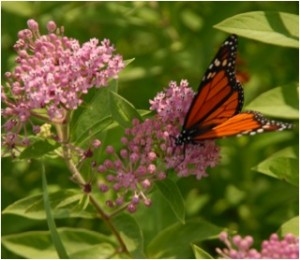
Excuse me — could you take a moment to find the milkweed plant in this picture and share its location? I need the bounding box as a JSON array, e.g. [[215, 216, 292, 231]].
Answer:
[[2, 19, 298, 259]]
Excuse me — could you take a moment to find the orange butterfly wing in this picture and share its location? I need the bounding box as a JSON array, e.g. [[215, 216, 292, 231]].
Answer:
[[183, 35, 243, 133], [193, 111, 292, 141], [176, 35, 292, 145]]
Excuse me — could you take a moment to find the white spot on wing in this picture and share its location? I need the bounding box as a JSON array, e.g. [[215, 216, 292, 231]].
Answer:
[[214, 59, 221, 66], [257, 128, 264, 133]]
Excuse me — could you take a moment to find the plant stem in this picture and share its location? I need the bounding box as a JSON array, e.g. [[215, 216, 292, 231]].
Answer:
[[65, 154, 130, 256], [108, 203, 130, 218], [89, 195, 130, 255], [56, 121, 130, 256]]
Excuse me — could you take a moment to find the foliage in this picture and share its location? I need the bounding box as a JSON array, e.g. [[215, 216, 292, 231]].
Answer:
[[1, 2, 298, 259]]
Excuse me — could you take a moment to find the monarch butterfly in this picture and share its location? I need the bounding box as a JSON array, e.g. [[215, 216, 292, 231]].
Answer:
[[175, 34, 292, 149]]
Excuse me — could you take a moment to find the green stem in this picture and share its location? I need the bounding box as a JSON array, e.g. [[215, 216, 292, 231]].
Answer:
[[64, 152, 130, 256], [30, 111, 51, 122], [89, 195, 130, 255], [55, 118, 129, 256], [108, 203, 130, 219]]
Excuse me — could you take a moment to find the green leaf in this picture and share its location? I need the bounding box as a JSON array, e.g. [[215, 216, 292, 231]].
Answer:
[[147, 218, 223, 258], [112, 213, 145, 258], [109, 90, 142, 128], [278, 216, 299, 237], [74, 116, 114, 146], [42, 170, 69, 259], [70, 244, 116, 258], [2, 189, 96, 220], [2, 228, 115, 259], [214, 11, 299, 48], [138, 109, 154, 118], [71, 82, 116, 144], [124, 58, 135, 67], [253, 146, 298, 186], [2, 2, 34, 16], [245, 85, 299, 119], [109, 78, 119, 93], [155, 179, 186, 224], [19, 139, 59, 159], [192, 244, 213, 259]]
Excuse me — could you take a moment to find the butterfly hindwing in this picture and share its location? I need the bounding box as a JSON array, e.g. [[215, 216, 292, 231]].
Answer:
[[193, 111, 292, 141]]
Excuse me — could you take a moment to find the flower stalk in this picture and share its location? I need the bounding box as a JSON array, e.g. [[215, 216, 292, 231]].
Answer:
[[61, 137, 130, 256], [54, 112, 130, 256]]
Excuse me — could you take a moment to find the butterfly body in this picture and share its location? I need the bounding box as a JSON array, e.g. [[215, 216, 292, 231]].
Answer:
[[174, 35, 292, 148]]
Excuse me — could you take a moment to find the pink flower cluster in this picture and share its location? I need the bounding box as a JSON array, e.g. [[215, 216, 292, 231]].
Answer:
[[97, 118, 168, 213], [150, 80, 220, 179], [216, 231, 299, 259], [150, 80, 194, 125], [2, 19, 124, 154], [97, 80, 220, 212]]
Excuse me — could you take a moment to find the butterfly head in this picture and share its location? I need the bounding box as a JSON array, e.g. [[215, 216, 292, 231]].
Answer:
[[174, 129, 193, 146]]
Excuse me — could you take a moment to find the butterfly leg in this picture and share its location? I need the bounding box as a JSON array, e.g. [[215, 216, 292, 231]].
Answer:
[[172, 143, 186, 169], [169, 134, 178, 154], [168, 135, 187, 169]]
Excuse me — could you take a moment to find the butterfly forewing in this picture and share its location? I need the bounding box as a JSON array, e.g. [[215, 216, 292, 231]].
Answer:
[[175, 34, 292, 149], [183, 35, 243, 131], [198, 83, 243, 128]]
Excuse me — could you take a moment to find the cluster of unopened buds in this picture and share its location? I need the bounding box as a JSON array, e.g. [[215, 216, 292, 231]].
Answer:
[[216, 231, 299, 259], [95, 80, 220, 212]]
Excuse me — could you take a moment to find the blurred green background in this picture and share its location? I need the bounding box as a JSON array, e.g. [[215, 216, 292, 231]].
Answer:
[[1, 1, 298, 258]]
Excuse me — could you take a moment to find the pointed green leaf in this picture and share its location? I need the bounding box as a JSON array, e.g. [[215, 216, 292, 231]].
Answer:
[[77, 193, 90, 211], [70, 243, 115, 258], [74, 116, 114, 146], [2, 189, 96, 220], [19, 139, 59, 159], [109, 90, 142, 128], [124, 58, 135, 67], [192, 244, 213, 259], [2, 228, 115, 259], [214, 11, 299, 48], [112, 213, 145, 258], [253, 146, 298, 186], [279, 216, 299, 237], [155, 179, 185, 224], [245, 85, 298, 119], [147, 218, 223, 258], [71, 81, 117, 143], [42, 170, 69, 259], [109, 78, 119, 93]]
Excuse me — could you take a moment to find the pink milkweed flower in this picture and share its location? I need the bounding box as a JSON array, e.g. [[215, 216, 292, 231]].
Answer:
[[216, 231, 299, 259], [2, 19, 125, 154], [150, 80, 220, 179], [97, 80, 220, 212], [97, 118, 167, 212]]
